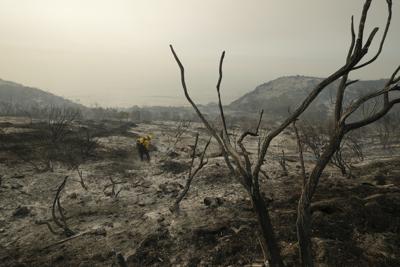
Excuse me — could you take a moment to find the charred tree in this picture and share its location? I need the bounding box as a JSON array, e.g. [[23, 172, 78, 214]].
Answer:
[[169, 1, 398, 266], [296, 1, 398, 266]]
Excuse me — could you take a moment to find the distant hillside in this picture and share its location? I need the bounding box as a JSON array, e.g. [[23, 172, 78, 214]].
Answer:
[[0, 78, 86, 113], [229, 76, 388, 119]]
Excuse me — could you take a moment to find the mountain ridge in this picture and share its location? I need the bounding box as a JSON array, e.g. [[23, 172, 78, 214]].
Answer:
[[0, 78, 86, 110], [228, 75, 388, 118]]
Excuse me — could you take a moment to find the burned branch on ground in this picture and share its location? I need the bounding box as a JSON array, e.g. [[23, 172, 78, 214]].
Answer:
[[36, 176, 75, 237], [103, 177, 127, 199]]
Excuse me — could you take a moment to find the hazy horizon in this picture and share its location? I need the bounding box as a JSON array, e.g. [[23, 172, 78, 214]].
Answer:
[[0, 0, 399, 107]]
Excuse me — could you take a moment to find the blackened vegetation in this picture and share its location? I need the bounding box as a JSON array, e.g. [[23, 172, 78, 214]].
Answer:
[[0, 107, 99, 174], [298, 121, 364, 177], [0, 109, 140, 174]]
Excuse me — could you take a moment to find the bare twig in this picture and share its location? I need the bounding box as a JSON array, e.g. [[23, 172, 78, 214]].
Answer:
[[352, 0, 392, 70], [238, 110, 264, 144], [77, 167, 88, 191], [216, 51, 230, 142], [293, 121, 306, 186]]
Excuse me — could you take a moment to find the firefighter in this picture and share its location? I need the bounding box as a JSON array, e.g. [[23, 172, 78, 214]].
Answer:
[[136, 135, 152, 161]]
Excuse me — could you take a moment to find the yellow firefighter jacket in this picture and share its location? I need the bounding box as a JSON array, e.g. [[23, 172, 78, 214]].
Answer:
[[137, 136, 151, 150]]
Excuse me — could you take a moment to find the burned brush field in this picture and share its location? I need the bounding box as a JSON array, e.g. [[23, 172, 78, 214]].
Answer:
[[0, 118, 400, 266]]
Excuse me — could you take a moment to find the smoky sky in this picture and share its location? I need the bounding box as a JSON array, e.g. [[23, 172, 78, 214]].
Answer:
[[0, 0, 399, 107]]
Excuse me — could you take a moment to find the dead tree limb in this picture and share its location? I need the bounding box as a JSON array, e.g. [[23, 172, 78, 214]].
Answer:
[[238, 110, 264, 144], [216, 51, 229, 142], [171, 133, 211, 212], [40, 227, 106, 250], [215, 52, 236, 175]]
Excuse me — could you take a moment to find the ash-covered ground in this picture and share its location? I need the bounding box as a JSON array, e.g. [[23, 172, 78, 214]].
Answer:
[[0, 118, 399, 266]]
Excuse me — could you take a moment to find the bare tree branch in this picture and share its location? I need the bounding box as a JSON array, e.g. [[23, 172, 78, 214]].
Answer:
[[354, 0, 372, 53], [389, 65, 400, 84], [334, 74, 350, 123], [293, 121, 306, 186], [352, 0, 392, 70], [238, 110, 264, 144], [216, 51, 230, 142], [340, 66, 400, 125], [237, 110, 264, 179], [345, 79, 359, 88], [345, 98, 400, 131], [346, 16, 356, 62], [171, 134, 211, 212]]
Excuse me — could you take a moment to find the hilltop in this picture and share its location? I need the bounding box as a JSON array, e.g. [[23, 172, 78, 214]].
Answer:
[[229, 76, 388, 119]]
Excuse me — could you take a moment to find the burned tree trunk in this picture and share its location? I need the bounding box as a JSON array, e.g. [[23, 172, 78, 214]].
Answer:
[[251, 185, 285, 267], [296, 129, 344, 267]]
